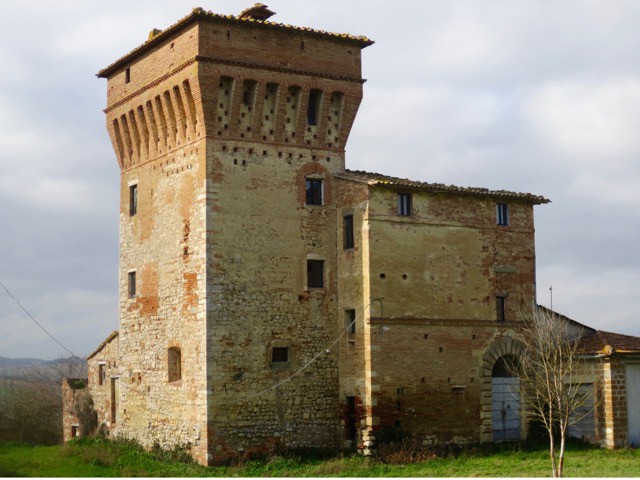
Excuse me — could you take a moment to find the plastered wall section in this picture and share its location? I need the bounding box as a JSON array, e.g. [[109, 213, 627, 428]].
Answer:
[[103, 24, 209, 464], [335, 178, 372, 448], [364, 187, 537, 444]]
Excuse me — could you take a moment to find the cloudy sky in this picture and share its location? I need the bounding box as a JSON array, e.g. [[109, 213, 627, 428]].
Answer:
[[1, 0, 639, 359]]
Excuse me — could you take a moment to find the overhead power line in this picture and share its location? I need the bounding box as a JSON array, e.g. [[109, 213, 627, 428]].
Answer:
[[0, 279, 78, 359]]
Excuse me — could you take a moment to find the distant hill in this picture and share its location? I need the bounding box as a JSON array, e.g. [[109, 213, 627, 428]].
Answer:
[[0, 356, 48, 368], [0, 356, 87, 379]]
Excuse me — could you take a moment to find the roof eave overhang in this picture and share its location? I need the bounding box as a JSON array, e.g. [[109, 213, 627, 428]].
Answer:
[[334, 172, 550, 205]]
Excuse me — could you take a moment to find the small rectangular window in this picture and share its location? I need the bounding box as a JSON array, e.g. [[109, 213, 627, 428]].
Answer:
[[272, 347, 289, 363], [497, 203, 509, 226], [168, 347, 182, 382], [125, 67, 131, 84], [71, 425, 79, 438], [496, 296, 506, 322], [306, 178, 323, 205], [129, 184, 138, 216], [344, 215, 354, 249], [398, 193, 412, 216], [345, 309, 356, 334], [128, 271, 136, 299], [307, 260, 324, 288]]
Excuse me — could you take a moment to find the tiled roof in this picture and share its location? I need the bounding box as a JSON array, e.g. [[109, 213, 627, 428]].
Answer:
[[335, 169, 551, 204], [98, 7, 374, 78], [536, 306, 640, 355], [578, 330, 640, 355]]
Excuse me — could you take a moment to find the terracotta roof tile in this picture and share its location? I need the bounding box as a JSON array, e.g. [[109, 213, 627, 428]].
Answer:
[[335, 169, 551, 204], [578, 330, 640, 355], [98, 7, 373, 78]]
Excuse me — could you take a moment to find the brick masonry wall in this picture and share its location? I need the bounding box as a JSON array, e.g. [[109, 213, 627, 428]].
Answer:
[[361, 187, 536, 444]]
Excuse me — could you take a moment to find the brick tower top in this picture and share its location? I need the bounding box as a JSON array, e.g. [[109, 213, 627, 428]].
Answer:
[[97, 6, 373, 80], [98, 5, 374, 170]]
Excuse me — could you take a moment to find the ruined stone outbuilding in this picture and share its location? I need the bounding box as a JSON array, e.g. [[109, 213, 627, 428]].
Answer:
[[61, 4, 640, 464]]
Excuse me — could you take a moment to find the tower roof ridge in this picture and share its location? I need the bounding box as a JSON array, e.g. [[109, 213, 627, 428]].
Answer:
[[97, 7, 373, 78]]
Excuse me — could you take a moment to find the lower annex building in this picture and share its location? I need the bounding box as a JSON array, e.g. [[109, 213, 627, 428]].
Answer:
[[62, 4, 640, 465]]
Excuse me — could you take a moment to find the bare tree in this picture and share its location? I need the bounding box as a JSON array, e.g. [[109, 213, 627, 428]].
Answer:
[[0, 356, 87, 444], [510, 307, 597, 478]]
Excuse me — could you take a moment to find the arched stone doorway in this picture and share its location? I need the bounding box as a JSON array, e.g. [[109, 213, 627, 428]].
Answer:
[[491, 355, 520, 441], [479, 337, 524, 442]]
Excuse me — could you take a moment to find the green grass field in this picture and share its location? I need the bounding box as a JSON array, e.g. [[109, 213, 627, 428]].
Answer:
[[1, 438, 640, 477]]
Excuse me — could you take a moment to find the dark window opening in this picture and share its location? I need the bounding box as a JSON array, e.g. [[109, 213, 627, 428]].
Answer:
[[307, 89, 322, 126], [345, 309, 356, 334], [127, 271, 136, 299], [125, 67, 131, 84], [168, 347, 182, 382], [497, 203, 509, 226], [99, 364, 106, 386], [110, 378, 118, 423], [272, 347, 289, 363], [71, 425, 79, 438], [307, 260, 324, 288], [346, 396, 357, 440], [344, 215, 354, 249], [496, 296, 506, 322], [398, 193, 412, 216], [129, 184, 138, 216], [492, 355, 519, 378], [306, 178, 323, 205]]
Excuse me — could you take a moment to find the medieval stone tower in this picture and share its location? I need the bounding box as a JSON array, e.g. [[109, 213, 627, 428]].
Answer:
[[97, 5, 373, 464]]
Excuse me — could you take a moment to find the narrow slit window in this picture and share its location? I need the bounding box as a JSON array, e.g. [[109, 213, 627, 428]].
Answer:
[[129, 184, 138, 216], [497, 203, 509, 226], [168, 347, 182, 382], [125, 67, 131, 84], [345, 309, 356, 334], [398, 193, 412, 216], [307, 260, 324, 288], [306, 178, 323, 205], [307, 89, 322, 126], [344, 215, 354, 249], [98, 364, 106, 386], [496, 296, 506, 322], [128, 271, 136, 299]]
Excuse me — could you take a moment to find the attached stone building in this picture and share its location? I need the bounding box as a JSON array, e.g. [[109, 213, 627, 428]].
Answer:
[[62, 4, 640, 465]]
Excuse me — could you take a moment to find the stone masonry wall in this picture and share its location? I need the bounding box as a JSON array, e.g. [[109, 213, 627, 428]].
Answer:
[[102, 21, 209, 464], [62, 378, 88, 442], [198, 25, 367, 461], [87, 333, 119, 434]]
